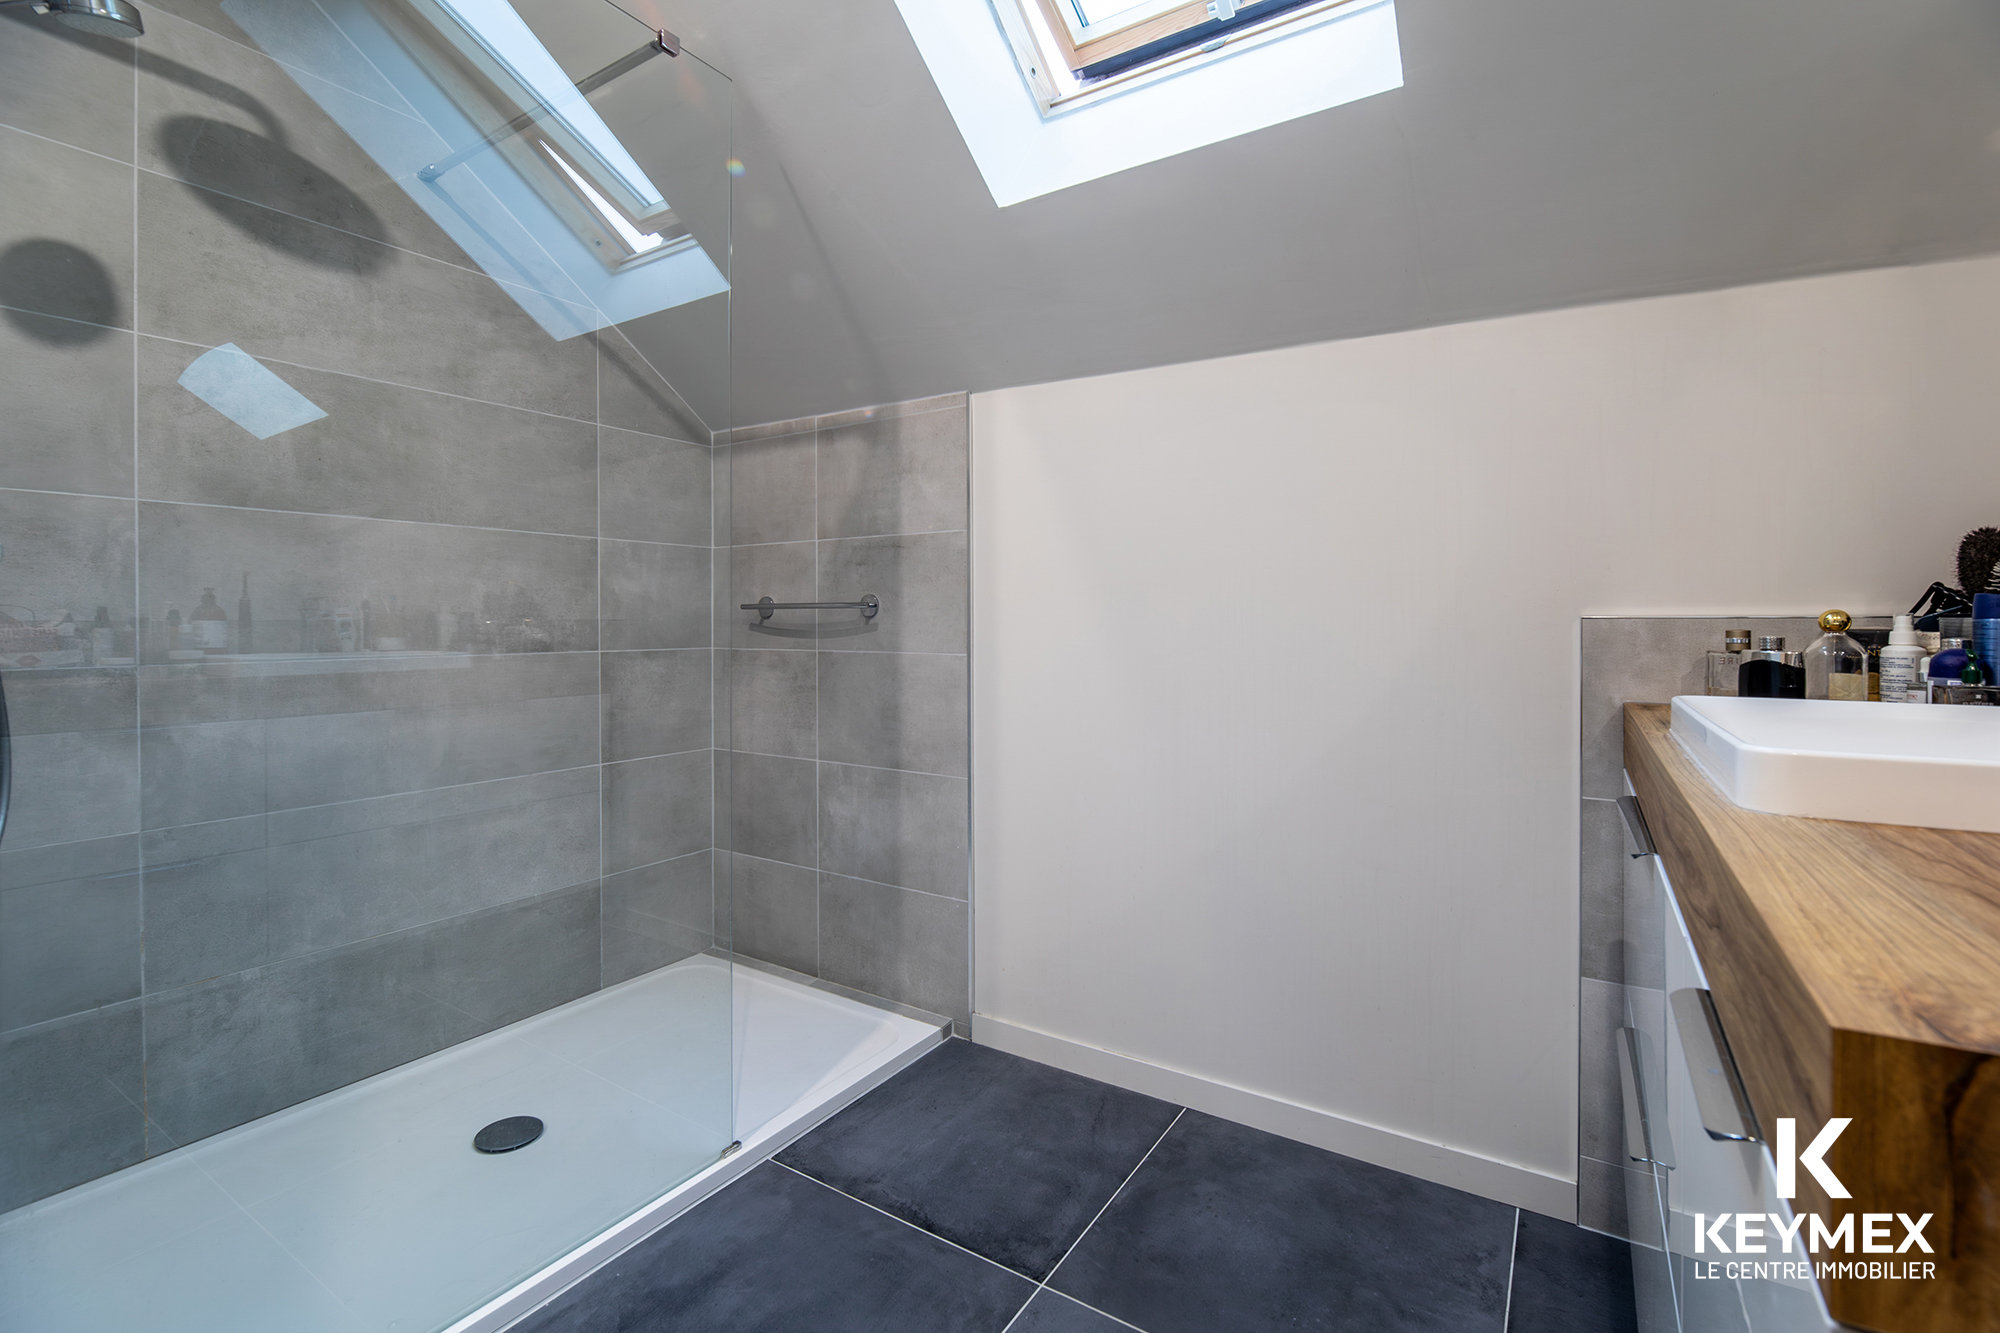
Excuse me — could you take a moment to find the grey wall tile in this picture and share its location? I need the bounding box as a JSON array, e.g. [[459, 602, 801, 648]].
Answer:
[[600, 427, 710, 546], [597, 327, 706, 441], [142, 846, 273, 992], [0, 1002, 146, 1210], [818, 873, 968, 1027], [140, 719, 266, 828], [731, 853, 817, 976], [1579, 977, 1627, 1166], [3, 666, 135, 737], [814, 393, 966, 431], [730, 414, 815, 444], [262, 692, 599, 809], [0, 125, 133, 329], [601, 909, 708, 986], [138, 340, 598, 534], [134, 172, 595, 418], [730, 649, 815, 759], [0, 316, 133, 497], [816, 532, 968, 655], [0, 489, 137, 627], [264, 777, 598, 960], [6, 728, 139, 850], [0, 831, 140, 892], [729, 542, 817, 649], [137, 501, 598, 659], [817, 408, 967, 540], [1579, 616, 1818, 799], [818, 762, 968, 899], [729, 433, 816, 545], [0, 861, 141, 1029], [604, 749, 711, 874], [818, 651, 967, 777], [729, 751, 816, 868], [1577, 1156, 1649, 1246], [409, 883, 600, 1029], [1581, 797, 1624, 985], [601, 539, 710, 650], [1622, 845, 1665, 993], [138, 9, 473, 269], [603, 849, 713, 940], [0, 11, 135, 160], [603, 649, 710, 762]]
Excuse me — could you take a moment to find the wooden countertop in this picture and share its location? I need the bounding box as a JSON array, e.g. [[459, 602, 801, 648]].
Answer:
[[1624, 702, 2000, 1333], [1624, 703, 2000, 1054]]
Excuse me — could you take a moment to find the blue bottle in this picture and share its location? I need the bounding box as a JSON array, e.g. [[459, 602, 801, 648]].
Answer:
[[1975, 593, 2000, 684]]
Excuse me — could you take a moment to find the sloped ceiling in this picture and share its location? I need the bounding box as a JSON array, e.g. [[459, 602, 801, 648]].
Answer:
[[624, 0, 2000, 426]]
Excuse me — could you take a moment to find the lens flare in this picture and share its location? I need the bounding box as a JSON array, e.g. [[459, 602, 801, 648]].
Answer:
[[726, 158, 746, 177]]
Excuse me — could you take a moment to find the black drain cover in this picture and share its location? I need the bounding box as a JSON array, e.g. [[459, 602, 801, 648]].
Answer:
[[474, 1116, 544, 1154]]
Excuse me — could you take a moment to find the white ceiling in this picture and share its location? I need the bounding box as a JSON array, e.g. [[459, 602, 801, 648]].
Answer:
[[619, 0, 2000, 426]]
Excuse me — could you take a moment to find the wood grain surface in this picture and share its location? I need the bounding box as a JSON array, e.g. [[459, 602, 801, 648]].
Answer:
[[1624, 703, 2000, 1332]]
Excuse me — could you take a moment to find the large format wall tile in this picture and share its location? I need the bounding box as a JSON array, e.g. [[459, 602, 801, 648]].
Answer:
[[134, 173, 596, 418], [818, 874, 967, 1025], [0, 11, 135, 161], [604, 750, 712, 874], [602, 649, 711, 762], [728, 542, 816, 650], [139, 650, 598, 727], [818, 762, 968, 899], [818, 651, 967, 777], [728, 432, 815, 545], [729, 650, 815, 759], [0, 314, 134, 498], [817, 408, 967, 540], [730, 853, 817, 976], [0, 1003, 146, 1211], [0, 126, 134, 331], [602, 850, 714, 985], [729, 751, 816, 869], [137, 501, 598, 657], [138, 339, 598, 534], [596, 327, 707, 442], [817, 532, 968, 655], [601, 539, 710, 651], [600, 428, 711, 546], [0, 834, 141, 1031]]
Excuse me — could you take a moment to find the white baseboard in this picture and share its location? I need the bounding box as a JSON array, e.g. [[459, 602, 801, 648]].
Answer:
[[971, 1014, 1577, 1223]]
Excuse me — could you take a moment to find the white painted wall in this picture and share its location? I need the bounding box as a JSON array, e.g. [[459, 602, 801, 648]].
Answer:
[[969, 251, 2000, 1213]]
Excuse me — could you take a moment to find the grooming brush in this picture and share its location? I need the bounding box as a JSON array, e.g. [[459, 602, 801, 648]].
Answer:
[[1958, 527, 2000, 598]]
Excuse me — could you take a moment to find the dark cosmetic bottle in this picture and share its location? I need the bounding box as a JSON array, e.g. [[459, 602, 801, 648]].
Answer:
[[1739, 636, 1805, 699]]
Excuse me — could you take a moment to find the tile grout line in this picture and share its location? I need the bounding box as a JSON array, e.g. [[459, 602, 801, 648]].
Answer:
[[770, 1160, 1039, 1285], [595, 316, 605, 995], [727, 850, 967, 904], [130, 40, 150, 1156], [727, 746, 969, 782], [1502, 1207, 1519, 1331], [812, 420, 823, 979], [999, 1106, 1188, 1333]]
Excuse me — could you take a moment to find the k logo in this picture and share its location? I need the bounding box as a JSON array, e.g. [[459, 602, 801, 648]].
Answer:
[[1775, 1117, 1851, 1200]]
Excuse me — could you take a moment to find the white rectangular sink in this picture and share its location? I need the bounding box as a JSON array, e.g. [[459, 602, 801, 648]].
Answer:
[[1669, 695, 2000, 834]]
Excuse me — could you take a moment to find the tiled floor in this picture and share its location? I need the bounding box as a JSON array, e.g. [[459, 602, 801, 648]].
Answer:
[[515, 1040, 1638, 1333]]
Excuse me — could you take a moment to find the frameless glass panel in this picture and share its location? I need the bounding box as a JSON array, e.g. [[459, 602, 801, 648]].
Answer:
[[0, 0, 734, 1328]]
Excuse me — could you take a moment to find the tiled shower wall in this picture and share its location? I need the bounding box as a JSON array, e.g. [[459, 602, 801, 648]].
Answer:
[[722, 396, 971, 1029], [1576, 615, 1848, 1240], [0, 7, 719, 1210]]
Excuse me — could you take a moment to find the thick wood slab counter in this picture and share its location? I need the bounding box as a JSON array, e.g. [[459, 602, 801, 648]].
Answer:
[[1624, 703, 2000, 1332]]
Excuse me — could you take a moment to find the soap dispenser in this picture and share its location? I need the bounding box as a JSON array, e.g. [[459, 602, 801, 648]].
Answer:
[[1804, 610, 1868, 701]]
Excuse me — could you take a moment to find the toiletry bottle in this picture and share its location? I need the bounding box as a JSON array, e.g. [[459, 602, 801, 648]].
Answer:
[[1878, 616, 1926, 704], [1928, 638, 1971, 700], [237, 573, 253, 654], [190, 588, 229, 652], [1846, 626, 1889, 699], [164, 606, 182, 656], [89, 606, 114, 661], [1974, 593, 2000, 685], [1804, 610, 1868, 701], [1706, 629, 1752, 696], [1739, 637, 1805, 698], [1964, 649, 1987, 687]]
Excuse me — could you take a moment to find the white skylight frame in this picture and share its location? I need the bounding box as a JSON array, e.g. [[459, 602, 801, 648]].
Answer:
[[894, 0, 1402, 206]]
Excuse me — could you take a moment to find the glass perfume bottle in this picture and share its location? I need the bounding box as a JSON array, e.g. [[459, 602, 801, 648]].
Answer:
[[1739, 636, 1804, 698], [1804, 609, 1868, 701], [1706, 628, 1752, 696]]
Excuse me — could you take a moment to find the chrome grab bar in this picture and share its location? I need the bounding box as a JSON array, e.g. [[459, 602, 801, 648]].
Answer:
[[741, 594, 879, 622]]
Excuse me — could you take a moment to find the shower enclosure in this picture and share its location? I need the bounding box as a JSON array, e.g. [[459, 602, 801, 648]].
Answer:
[[0, 2, 946, 1328]]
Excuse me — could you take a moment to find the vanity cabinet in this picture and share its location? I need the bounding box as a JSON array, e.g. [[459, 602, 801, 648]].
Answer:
[[1622, 703, 2000, 1333]]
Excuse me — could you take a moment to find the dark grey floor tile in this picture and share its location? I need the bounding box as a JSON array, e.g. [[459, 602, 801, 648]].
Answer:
[[1008, 1290, 1138, 1332], [778, 1040, 1180, 1281], [1049, 1111, 1515, 1333], [512, 1161, 1033, 1333], [1506, 1212, 1637, 1332]]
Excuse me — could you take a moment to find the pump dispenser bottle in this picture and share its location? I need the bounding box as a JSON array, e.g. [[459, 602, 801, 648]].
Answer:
[[1878, 615, 1926, 704], [1804, 610, 1868, 701]]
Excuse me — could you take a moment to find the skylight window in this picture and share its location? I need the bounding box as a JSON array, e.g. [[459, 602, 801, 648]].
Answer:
[[894, 0, 1402, 205]]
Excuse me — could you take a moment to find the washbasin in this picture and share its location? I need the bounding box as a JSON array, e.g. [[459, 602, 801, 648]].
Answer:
[[1669, 695, 2000, 834]]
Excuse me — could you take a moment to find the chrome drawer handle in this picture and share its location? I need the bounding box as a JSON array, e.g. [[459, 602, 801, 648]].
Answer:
[[1617, 1026, 1675, 1168], [1616, 794, 1656, 859], [1671, 988, 1762, 1144]]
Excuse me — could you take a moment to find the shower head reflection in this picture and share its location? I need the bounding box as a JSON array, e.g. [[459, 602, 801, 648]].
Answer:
[[24, 0, 145, 38]]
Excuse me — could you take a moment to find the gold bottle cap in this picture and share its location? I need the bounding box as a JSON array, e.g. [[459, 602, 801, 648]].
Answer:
[[1819, 609, 1851, 632]]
